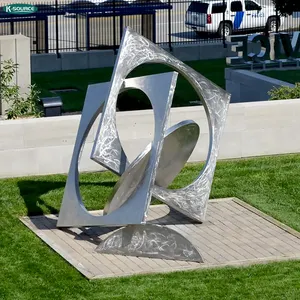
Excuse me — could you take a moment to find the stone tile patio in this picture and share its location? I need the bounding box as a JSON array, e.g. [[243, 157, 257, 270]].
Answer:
[[20, 198, 300, 279]]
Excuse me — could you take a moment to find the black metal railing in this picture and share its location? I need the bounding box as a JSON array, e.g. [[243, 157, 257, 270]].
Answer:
[[0, 0, 299, 54]]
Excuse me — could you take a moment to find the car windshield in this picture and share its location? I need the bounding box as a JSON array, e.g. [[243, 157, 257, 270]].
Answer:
[[187, 1, 209, 13]]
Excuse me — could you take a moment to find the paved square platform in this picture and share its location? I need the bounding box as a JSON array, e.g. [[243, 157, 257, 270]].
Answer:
[[20, 198, 300, 279]]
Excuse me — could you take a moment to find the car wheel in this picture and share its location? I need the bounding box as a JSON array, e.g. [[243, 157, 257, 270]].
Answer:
[[218, 22, 232, 38], [267, 17, 280, 32]]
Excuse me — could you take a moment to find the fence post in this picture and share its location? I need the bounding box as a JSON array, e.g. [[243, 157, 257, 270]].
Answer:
[[75, 14, 79, 51], [120, 15, 123, 41], [168, 0, 172, 51], [45, 16, 49, 53], [222, 0, 226, 48], [55, 0, 59, 57], [10, 21, 14, 35], [113, 0, 117, 54], [153, 13, 156, 43], [275, 7, 279, 33], [86, 16, 90, 51], [35, 18, 39, 54]]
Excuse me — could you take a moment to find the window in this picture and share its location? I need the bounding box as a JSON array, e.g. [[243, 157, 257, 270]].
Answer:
[[245, 0, 261, 10], [212, 3, 227, 14], [231, 1, 243, 12], [187, 2, 209, 13]]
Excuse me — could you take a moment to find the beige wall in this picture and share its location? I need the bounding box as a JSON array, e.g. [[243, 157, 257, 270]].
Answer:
[[0, 100, 300, 178], [0, 35, 31, 115]]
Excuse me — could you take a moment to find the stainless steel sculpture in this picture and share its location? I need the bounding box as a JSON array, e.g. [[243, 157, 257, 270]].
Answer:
[[57, 27, 230, 262]]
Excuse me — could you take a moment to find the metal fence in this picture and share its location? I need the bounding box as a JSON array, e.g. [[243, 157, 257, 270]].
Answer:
[[0, 0, 299, 54]]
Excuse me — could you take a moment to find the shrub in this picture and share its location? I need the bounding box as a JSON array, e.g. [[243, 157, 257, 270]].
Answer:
[[268, 82, 300, 100], [0, 59, 42, 119]]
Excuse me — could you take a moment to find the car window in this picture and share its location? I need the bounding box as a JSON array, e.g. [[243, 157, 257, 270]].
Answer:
[[245, 0, 260, 10], [212, 2, 227, 14], [187, 1, 209, 13], [231, 1, 243, 12]]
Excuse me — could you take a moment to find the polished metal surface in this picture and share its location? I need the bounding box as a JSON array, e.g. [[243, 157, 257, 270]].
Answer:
[[96, 224, 203, 262], [57, 72, 179, 227], [103, 120, 200, 215], [57, 27, 230, 230]]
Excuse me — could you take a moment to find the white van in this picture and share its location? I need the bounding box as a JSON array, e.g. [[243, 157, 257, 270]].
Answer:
[[185, 0, 280, 37]]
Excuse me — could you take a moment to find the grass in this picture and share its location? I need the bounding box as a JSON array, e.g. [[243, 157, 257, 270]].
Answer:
[[31, 59, 227, 113], [260, 69, 300, 84], [1, 154, 300, 299]]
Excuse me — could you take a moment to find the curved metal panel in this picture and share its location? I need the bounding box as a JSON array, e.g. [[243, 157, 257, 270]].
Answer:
[[96, 224, 203, 262], [103, 120, 200, 215], [57, 72, 179, 227]]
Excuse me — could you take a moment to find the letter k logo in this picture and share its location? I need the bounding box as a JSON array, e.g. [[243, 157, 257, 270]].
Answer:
[[5, 6, 11, 13]]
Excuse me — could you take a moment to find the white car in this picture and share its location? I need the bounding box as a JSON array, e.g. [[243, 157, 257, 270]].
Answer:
[[185, 0, 280, 37]]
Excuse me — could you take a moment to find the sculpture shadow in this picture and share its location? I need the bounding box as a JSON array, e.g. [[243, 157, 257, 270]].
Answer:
[[17, 180, 116, 217], [19, 177, 202, 248], [65, 207, 202, 246], [28, 205, 201, 247]]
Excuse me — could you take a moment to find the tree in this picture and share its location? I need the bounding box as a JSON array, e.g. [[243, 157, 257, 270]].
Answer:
[[272, 0, 300, 16]]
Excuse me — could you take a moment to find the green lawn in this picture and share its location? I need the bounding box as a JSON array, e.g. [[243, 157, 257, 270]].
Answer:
[[32, 59, 226, 113], [260, 69, 300, 84], [1, 154, 300, 299]]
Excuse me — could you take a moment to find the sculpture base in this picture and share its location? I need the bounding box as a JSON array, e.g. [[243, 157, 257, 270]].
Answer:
[[95, 224, 203, 262], [19, 199, 300, 280]]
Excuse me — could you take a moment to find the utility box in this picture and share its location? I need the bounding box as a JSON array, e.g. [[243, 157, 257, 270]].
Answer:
[[41, 96, 63, 117]]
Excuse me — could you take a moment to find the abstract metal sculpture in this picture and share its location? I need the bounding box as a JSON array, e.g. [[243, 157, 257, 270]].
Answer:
[[57, 27, 230, 262]]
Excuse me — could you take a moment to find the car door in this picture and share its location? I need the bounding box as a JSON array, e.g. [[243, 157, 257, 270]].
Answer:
[[229, 0, 246, 31], [244, 0, 265, 29]]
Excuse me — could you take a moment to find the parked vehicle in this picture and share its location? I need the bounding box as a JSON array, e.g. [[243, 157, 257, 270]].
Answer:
[[185, 0, 281, 37]]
